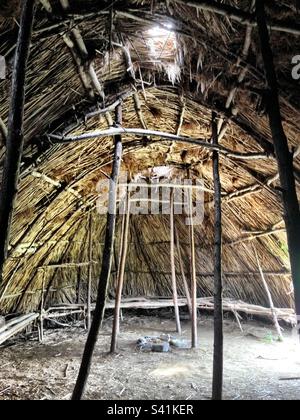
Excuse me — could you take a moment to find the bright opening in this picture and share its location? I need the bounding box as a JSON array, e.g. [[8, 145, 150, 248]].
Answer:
[[146, 23, 180, 84], [147, 23, 174, 38], [147, 23, 176, 59]]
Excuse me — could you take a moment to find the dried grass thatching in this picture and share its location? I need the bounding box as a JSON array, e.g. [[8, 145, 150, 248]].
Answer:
[[0, 0, 299, 314]]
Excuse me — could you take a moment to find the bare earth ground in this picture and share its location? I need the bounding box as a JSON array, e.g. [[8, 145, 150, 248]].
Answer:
[[0, 315, 300, 400]]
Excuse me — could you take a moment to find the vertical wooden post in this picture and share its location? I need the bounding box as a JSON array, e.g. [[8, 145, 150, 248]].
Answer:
[[39, 271, 45, 343], [254, 247, 283, 341], [87, 211, 93, 331], [256, 0, 300, 337], [0, 0, 36, 287], [72, 104, 123, 400], [77, 226, 88, 325], [170, 189, 182, 335], [175, 227, 193, 319], [116, 214, 126, 285], [114, 207, 126, 323], [188, 181, 198, 348], [212, 112, 224, 401], [76, 268, 82, 305], [110, 192, 131, 353]]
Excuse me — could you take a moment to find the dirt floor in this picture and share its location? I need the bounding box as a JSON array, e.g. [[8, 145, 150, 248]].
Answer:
[[0, 313, 300, 400]]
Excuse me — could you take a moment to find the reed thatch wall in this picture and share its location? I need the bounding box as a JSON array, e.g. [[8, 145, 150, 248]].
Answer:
[[0, 0, 299, 313]]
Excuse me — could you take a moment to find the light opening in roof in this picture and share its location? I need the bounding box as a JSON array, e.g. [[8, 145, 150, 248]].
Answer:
[[146, 23, 180, 84], [147, 23, 177, 59], [148, 23, 174, 38]]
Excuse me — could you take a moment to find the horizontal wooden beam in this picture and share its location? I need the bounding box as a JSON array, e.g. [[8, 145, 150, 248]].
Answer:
[[117, 198, 204, 205], [220, 171, 283, 204], [121, 183, 215, 193], [227, 227, 286, 246], [38, 262, 99, 270], [49, 127, 270, 161]]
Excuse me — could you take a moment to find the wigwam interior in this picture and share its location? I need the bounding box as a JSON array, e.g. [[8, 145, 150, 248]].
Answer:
[[0, 0, 299, 401]]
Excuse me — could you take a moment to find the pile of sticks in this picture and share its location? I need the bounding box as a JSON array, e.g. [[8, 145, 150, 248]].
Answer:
[[0, 296, 295, 352], [103, 297, 296, 325], [0, 313, 39, 346]]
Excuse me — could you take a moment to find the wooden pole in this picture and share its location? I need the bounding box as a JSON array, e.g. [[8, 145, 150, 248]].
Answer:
[[76, 230, 88, 311], [87, 211, 93, 331], [50, 128, 271, 161], [175, 227, 193, 319], [187, 179, 198, 348], [212, 112, 224, 401], [256, 1, 300, 337], [39, 271, 45, 343], [116, 213, 126, 326], [233, 311, 244, 333], [72, 104, 123, 400], [0, 0, 36, 287], [115, 208, 126, 296], [254, 247, 284, 341], [110, 192, 131, 353], [170, 190, 182, 335], [112, 202, 127, 326]]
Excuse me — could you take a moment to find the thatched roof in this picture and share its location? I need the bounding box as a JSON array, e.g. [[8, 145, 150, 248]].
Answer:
[[0, 0, 299, 313]]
